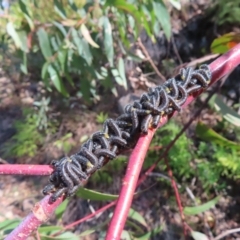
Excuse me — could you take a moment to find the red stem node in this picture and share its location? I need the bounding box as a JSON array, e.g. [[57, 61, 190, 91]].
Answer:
[[5, 196, 64, 240]]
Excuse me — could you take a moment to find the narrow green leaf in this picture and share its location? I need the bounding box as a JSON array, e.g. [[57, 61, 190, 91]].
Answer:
[[54, 0, 67, 19], [76, 187, 119, 201], [111, 68, 124, 87], [19, 0, 34, 30], [6, 22, 22, 49], [0, 219, 21, 230], [169, 0, 181, 10], [80, 24, 99, 48], [213, 95, 240, 127], [40, 231, 79, 240], [211, 33, 240, 54], [79, 229, 97, 237], [51, 36, 60, 52], [53, 21, 67, 36], [153, 1, 171, 40], [136, 226, 163, 240], [0, 219, 21, 235], [121, 230, 131, 240], [38, 226, 62, 234], [118, 58, 128, 90], [81, 37, 92, 65], [71, 28, 83, 55], [20, 51, 28, 74], [37, 28, 53, 60], [55, 199, 69, 219], [18, 31, 28, 52], [101, 16, 114, 67], [58, 49, 68, 72], [184, 197, 220, 216], [191, 231, 209, 240], [47, 64, 68, 96], [128, 208, 147, 227], [196, 122, 240, 149]]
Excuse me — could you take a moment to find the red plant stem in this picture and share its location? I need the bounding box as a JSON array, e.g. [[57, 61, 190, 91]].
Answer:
[[5, 195, 64, 240], [106, 43, 240, 240], [0, 164, 53, 175], [164, 157, 188, 238], [5, 43, 240, 240]]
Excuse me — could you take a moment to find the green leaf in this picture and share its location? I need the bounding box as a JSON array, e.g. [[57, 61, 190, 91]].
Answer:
[[72, 28, 83, 55], [19, 0, 34, 30], [80, 24, 99, 48], [191, 231, 209, 240], [55, 199, 69, 219], [169, 0, 181, 10], [18, 31, 28, 52], [111, 68, 124, 87], [6, 22, 22, 49], [40, 231, 79, 240], [76, 187, 119, 201], [121, 230, 131, 240], [118, 58, 128, 90], [211, 33, 240, 54], [213, 95, 240, 127], [0, 219, 21, 235], [128, 208, 147, 227], [20, 51, 28, 74], [37, 28, 53, 60], [196, 122, 240, 149], [58, 49, 68, 73], [79, 229, 97, 237], [136, 226, 163, 240], [54, 0, 67, 19], [0, 219, 21, 230], [184, 196, 220, 216], [101, 16, 114, 67], [47, 64, 68, 96], [38, 226, 62, 234], [153, 1, 171, 40], [53, 21, 67, 36], [81, 37, 92, 65]]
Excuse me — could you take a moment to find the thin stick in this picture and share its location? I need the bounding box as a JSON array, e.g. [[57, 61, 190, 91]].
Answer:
[[137, 37, 166, 81], [214, 228, 240, 240], [164, 157, 188, 239]]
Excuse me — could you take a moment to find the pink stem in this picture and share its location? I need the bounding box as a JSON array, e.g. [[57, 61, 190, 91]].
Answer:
[[5, 195, 64, 240], [0, 164, 53, 175], [106, 43, 240, 240]]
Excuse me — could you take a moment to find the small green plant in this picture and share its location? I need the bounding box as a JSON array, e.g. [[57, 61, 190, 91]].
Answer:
[[53, 132, 75, 154], [3, 110, 44, 158], [210, 0, 240, 25], [96, 112, 108, 124], [146, 120, 194, 178]]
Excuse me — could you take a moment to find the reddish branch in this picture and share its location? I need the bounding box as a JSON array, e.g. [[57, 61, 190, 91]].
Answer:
[[3, 43, 240, 240], [5, 195, 64, 240], [0, 164, 53, 175]]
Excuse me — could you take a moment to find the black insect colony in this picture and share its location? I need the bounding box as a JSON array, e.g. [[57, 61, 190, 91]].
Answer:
[[43, 65, 212, 202]]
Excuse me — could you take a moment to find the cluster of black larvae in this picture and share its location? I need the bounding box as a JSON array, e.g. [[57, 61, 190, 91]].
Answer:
[[43, 64, 212, 202]]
